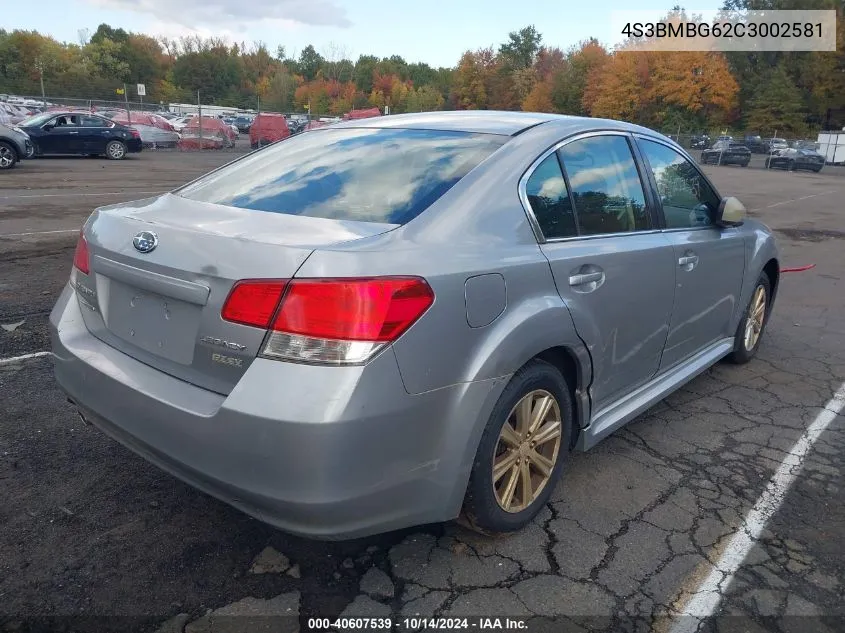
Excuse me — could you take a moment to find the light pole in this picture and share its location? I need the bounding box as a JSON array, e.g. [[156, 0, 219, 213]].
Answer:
[[36, 58, 46, 101]]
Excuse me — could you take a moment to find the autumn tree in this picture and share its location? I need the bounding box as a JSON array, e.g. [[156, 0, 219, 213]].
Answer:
[[522, 79, 554, 112], [585, 52, 649, 122], [552, 39, 609, 115], [453, 49, 494, 109]]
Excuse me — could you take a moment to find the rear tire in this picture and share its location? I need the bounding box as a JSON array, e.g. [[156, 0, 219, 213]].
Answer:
[[105, 140, 127, 160], [0, 141, 18, 170], [727, 273, 771, 365], [461, 360, 573, 535]]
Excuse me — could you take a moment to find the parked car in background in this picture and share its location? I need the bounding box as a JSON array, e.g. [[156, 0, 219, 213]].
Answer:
[[20, 111, 142, 159], [743, 135, 767, 153], [287, 117, 308, 135], [107, 112, 180, 149], [0, 123, 34, 169], [765, 147, 825, 172], [170, 116, 191, 133], [701, 140, 751, 166], [343, 107, 382, 120], [51, 111, 780, 539], [303, 120, 330, 131], [177, 117, 237, 150], [1, 102, 30, 125], [249, 113, 291, 148], [690, 134, 710, 149], [763, 138, 789, 154], [234, 115, 254, 133]]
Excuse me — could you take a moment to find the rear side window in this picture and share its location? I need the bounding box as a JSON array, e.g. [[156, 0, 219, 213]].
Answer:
[[179, 128, 506, 225], [557, 135, 651, 236], [525, 154, 577, 239]]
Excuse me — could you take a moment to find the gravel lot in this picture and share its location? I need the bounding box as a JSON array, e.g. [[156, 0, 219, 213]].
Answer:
[[1, 150, 843, 633]]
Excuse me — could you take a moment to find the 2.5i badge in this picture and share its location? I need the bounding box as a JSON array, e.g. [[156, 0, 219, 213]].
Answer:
[[212, 353, 243, 368]]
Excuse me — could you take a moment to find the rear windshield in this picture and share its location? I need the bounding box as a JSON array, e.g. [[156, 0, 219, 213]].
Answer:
[[178, 127, 507, 225]]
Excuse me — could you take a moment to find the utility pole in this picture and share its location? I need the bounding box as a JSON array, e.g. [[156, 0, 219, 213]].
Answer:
[[198, 90, 203, 147], [37, 59, 46, 101]]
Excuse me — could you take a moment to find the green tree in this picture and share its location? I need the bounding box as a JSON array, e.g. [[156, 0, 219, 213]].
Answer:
[[745, 63, 806, 135], [90, 23, 128, 45], [498, 25, 542, 70], [354, 54, 378, 93], [297, 45, 324, 81]]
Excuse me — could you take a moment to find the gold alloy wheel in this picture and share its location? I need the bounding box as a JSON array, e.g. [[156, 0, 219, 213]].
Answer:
[[744, 285, 767, 351], [492, 389, 562, 513]]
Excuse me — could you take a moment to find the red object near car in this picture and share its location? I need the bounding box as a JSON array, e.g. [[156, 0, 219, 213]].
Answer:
[[110, 111, 176, 132], [304, 120, 329, 131], [249, 113, 291, 149], [177, 116, 237, 150], [343, 108, 382, 120]]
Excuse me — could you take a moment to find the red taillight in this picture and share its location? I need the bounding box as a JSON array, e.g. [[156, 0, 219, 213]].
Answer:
[[129, 128, 141, 138], [73, 231, 90, 275], [273, 278, 434, 341], [221, 280, 287, 328], [221, 276, 434, 365]]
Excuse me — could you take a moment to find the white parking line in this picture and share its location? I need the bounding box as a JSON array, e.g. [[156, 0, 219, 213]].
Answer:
[[0, 351, 52, 365], [0, 190, 165, 200], [766, 191, 833, 208], [1, 229, 79, 237], [670, 381, 845, 633]]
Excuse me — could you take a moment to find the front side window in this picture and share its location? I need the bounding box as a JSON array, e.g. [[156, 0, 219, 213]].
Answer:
[[638, 139, 720, 229], [525, 154, 577, 239], [557, 135, 650, 236], [178, 128, 507, 225]]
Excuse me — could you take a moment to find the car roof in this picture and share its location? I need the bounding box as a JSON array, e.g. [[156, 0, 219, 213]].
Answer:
[[328, 110, 663, 137]]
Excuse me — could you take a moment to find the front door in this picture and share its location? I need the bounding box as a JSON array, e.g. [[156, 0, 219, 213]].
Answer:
[[634, 136, 746, 370], [44, 114, 83, 154], [531, 133, 676, 411]]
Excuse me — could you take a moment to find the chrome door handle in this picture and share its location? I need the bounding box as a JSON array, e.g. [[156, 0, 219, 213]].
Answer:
[[569, 271, 604, 286], [68, 131, 79, 134], [678, 255, 699, 266]]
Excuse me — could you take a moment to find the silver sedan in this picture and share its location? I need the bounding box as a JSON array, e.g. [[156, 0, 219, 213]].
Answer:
[[50, 111, 780, 539]]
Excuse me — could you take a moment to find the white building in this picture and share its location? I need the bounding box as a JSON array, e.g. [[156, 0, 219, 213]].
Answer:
[[817, 131, 845, 165]]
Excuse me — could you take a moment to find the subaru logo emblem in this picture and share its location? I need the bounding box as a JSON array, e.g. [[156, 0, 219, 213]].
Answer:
[[133, 231, 158, 254]]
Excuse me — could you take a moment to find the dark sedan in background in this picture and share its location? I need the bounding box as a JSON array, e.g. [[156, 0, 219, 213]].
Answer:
[[0, 123, 34, 169], [765, 147, 825, 172], [20, 111, 143, 160], [700, 140, 751, 166]]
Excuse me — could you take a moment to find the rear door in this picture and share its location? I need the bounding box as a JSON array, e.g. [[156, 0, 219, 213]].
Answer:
[[531, 132, 676, 411], [79, 114, 114, 154], [634, 135, 746, 370]]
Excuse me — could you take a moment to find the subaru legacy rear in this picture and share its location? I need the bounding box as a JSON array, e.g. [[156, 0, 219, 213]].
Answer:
[[50, 123, 510, 539]]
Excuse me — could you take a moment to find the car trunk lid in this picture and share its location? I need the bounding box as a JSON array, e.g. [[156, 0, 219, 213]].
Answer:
[[74, 193, 397, 394]]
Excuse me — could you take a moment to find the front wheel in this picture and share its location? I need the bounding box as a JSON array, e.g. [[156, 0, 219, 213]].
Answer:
[[461, 360, 573, 534], [105, 140, 127, 160], [727, 273, 771, 365], [0, 141, 18, 170]]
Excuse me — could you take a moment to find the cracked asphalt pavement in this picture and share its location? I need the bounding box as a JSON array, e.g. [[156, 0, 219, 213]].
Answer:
[[1, 153, 843, 633]]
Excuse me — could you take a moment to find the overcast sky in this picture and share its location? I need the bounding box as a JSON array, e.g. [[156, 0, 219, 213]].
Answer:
[[8, 0, 723, 67]]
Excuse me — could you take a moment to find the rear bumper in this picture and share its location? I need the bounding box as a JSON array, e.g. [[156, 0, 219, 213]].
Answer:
[[126, 139, 143, 153], [50, 285, 504, 539]]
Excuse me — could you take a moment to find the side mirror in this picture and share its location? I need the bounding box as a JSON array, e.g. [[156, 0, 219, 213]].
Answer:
[[42, 124, 54, 131], [717, 196, 746, 226]]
